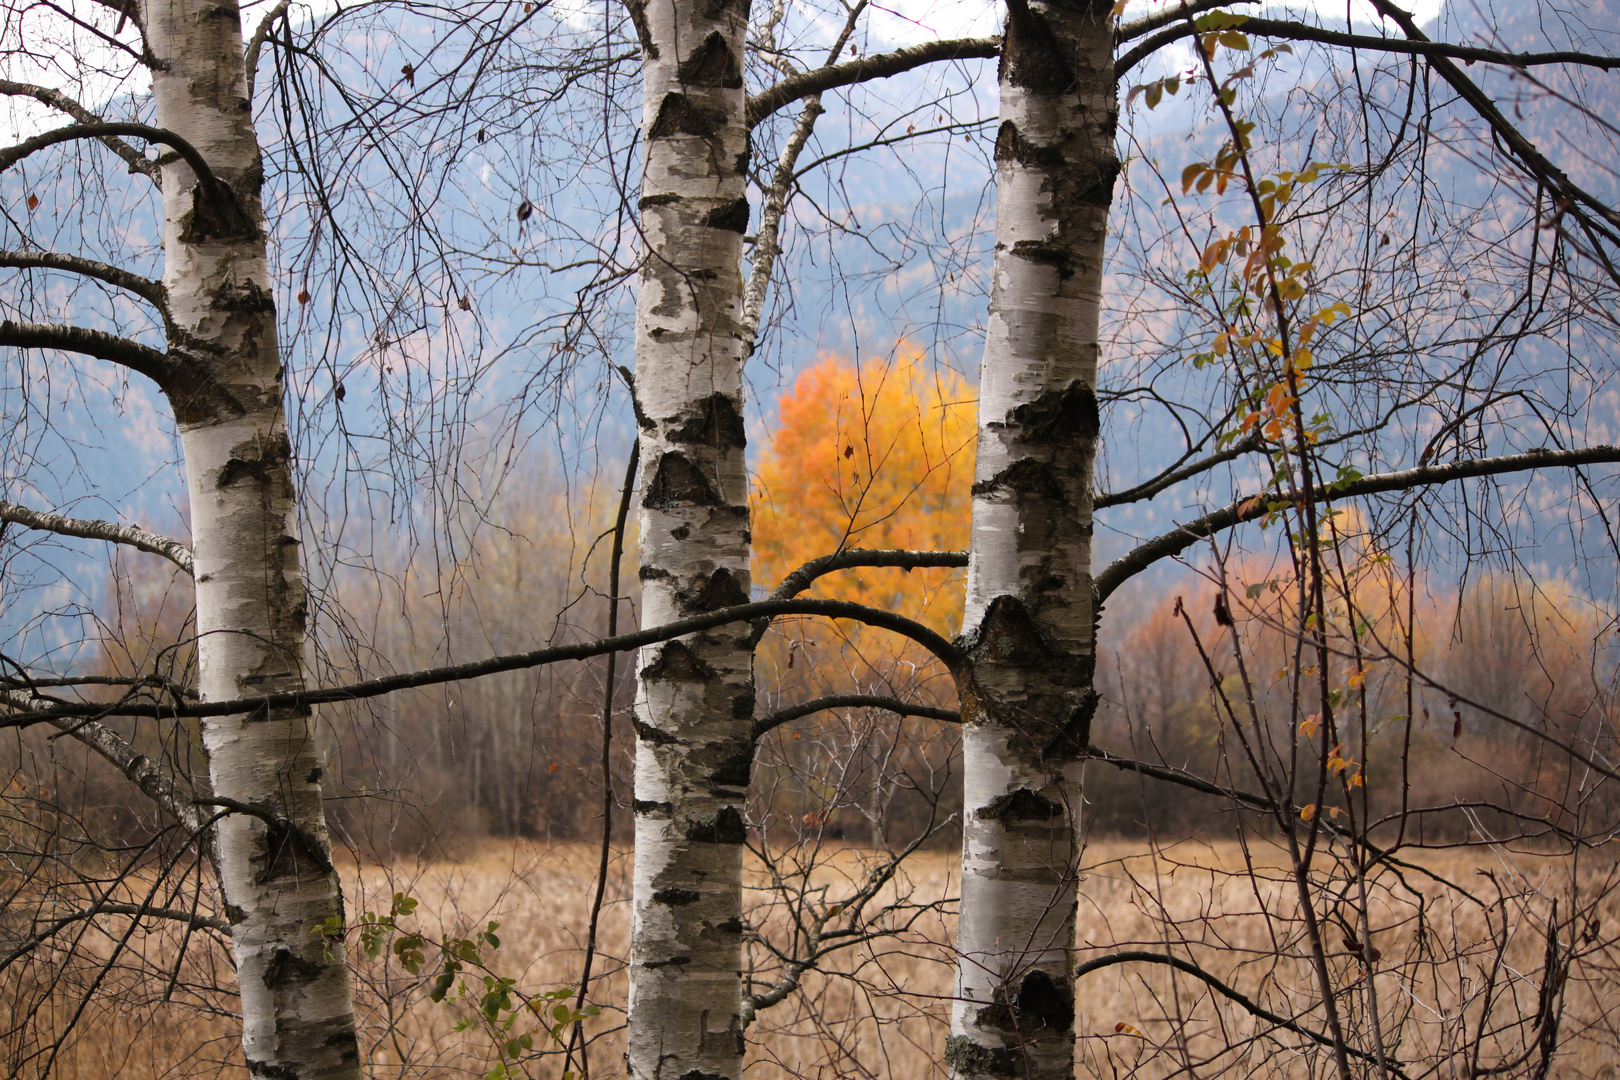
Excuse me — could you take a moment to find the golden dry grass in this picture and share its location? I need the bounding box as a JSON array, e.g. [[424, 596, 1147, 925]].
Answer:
[[9, 837, 1619, 1079]]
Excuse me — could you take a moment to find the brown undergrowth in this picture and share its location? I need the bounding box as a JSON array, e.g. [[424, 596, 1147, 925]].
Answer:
[[7, 837, 1617, 1079]]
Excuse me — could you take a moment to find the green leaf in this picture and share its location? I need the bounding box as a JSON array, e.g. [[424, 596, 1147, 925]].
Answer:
[[1195, 10, 1250, 29]]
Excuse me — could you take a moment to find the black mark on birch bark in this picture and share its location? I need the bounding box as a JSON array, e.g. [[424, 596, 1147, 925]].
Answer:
[[652, 887, 702, 906], [640, 640, 717, 682], [633, 716, 681, 744], [671, 392, 747, 449], [622, 0, 657, 57], [1000, 7, 1076, 95], [644, 452, 719, 509], [684, 806, 746, 844], [976, 787, 1062, 821], [1010, 382, 1099, 444], [678, 31, 743, 89], [650, 93, 725, 139], [688, 567, 748, 612], [968, 595, 1052, 667], [972, 457, 1062, 500], [994, 120, 1064, 168], [701, 197, 751, 234], [261, 947, 323, 988]]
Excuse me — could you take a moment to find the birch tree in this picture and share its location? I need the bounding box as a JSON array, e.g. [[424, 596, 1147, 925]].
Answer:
[[624, 0, 754, 1073], [947, 1, 1112, 1076], [0, 1, 360, 1076]]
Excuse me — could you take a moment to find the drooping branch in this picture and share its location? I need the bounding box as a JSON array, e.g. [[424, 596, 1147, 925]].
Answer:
[[2, 687, 204, 832], [1073, 951, 1408, 1076], [0, 122, 220, 192], [769, 548, 970, 601], [0, 80, 161, 184], [753, 694, 961, 740], [0, 320, 239, 421], [1368, 0, 1620, 239], [1, 500, 194, 574], [1, 900, 228, 975], [1117, 14, 1620, 80], [1095, 445, 1620, 601], [244, 0, 290, 101], [747, 38, 997, 127], [1096, 432, 1262, 509], [0, 250, 167, 310], [0, 597, 965, 726]]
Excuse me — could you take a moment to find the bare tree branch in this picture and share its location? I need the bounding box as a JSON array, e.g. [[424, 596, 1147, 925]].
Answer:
[[0, 597, 967, 726], [1072, 950, 1409, 1076], [747, 38, 997, 127], [0, 79, 161, 184], [0, 249, 167, 310], [0, 501, 193, 574], [753, 694, 961, 740], [0, 122, 221, 191], [1118, 14, 1620, 80], [1095, 445, 1620, 601], [0, 320, 239, 421]]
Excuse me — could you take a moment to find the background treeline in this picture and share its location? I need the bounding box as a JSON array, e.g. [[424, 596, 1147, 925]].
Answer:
[[8, 351, 1615, 856]]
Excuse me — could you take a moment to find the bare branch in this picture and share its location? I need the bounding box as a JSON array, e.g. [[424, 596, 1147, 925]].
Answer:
[[0, 320, 239, 421], [0, 80, 160, 184], [0, 122, 220, 191], [1095, 445, 1620, 601], [0, 500, 193, 573], [1096, 432, 1263, 509], [753, 694, 961, 740], [769, 548, 969, 602], [1073, 951, 1409, 1076], [244, 0, 290, 102], [747, 38, 997, 127], [1119, 14, 1620, 80], [0, 249, 166, 309], [2, 686, 204, 831], [0, 597, 967, 726]]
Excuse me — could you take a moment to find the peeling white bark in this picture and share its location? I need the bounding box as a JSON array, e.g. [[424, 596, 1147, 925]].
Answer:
[[950, 4, 1117, 1079], [626, 0, 753, 1075], [0, 500, 194, 574], [142, 0, 359, 1075]]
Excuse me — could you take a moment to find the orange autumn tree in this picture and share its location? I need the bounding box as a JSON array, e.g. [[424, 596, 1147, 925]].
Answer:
[[752, 345, 975, 693]]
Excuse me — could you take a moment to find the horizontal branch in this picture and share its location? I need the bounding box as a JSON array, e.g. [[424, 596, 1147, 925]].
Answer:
[[0, 80, 161, 184], [0, 598, 964, 727], [0, 121, 219, 190], [1, 899, 228, 975], [0, 249, 166, 309], [1095, 444, 1620, 602], [753, 693, 961, 740], [1, 500, 193, 574], [1096, 432, 1262, 509], [0, 320, 238, 420], [748, 38, 997, 127], [1118, 14, 1620, 78], [745, 0, 1259, 126], [769, 548, 969, 602], [1074, 951, 1406, 1076]]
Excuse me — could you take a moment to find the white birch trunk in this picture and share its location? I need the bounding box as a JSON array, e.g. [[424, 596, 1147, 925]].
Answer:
[[949, 3, 1116, 1078], [144, 0, 360, 1075], [626, 0, 753, 1073]]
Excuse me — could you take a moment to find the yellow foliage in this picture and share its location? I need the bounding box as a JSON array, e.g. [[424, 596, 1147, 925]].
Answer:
[[751, 345, 975, 677]]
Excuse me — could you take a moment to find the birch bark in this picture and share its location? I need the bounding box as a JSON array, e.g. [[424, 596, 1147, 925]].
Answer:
[[143, 0, 361, 1075], [949, 3, 1116, 1078], [625, 0, 753, 1073]]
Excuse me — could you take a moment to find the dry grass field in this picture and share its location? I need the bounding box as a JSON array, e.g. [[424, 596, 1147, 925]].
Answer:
[[9, 836, 1619, 1079]]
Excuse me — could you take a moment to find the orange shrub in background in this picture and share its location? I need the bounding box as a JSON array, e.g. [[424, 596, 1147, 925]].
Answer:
[[750, 344, 974, 718], [752, 344, 976, 639]]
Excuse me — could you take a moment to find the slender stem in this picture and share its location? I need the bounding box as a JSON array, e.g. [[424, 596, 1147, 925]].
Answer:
[[566, 440, 638, 1078]]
